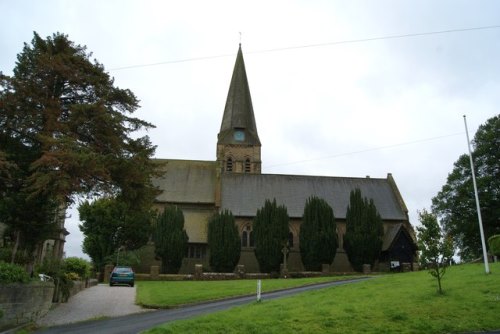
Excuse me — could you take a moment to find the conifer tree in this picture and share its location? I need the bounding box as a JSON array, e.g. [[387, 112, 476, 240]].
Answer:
[[253, 199, 289, 273], [344, 188, 384, 271], [153, 206, 188, 274], [299, 196, 338, 271], [207, 210, 241, 272], [0, 32, 158, 263]]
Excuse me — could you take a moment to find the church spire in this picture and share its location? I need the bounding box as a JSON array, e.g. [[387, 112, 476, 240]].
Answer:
[[216, 44, 261, 175], [218, 44, 260, 145]]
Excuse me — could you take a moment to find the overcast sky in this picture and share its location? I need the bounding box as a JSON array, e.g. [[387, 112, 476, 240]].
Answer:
[[1, 1, 499, 259]]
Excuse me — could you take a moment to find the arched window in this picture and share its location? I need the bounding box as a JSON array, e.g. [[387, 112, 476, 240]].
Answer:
[[288, 232, 294, 248], [244, 158, 251, 173], [226, 157, 233, 172], [242, 225, 254, 248]]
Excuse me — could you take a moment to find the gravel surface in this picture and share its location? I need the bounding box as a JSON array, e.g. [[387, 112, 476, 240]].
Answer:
[[37, 284, 151, 327]]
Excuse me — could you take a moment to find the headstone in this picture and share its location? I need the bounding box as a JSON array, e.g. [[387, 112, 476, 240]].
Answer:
[[150, 265, 159, 280], [362, 264, 371, 274], [194, 264, 203, 280], [235, 265, 246, 279]]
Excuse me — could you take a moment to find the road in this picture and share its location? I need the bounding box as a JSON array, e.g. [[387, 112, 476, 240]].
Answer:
[[35, 278, 370, 334]]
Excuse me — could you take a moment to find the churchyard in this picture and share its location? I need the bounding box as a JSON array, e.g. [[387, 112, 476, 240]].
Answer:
[[140, 262, 500, 333]]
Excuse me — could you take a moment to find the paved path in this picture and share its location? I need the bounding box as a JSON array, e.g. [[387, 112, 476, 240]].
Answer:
[[37, 284, 151, 327], [35, 278, 371, 334]]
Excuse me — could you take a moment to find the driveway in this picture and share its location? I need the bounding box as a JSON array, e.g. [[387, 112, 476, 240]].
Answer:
[[35, 278, 371, 334], [37, 284, 151, 327]]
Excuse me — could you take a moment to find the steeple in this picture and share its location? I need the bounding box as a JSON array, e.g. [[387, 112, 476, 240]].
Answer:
[[217, 45, 261, 174], [218, 44, 261, 146]]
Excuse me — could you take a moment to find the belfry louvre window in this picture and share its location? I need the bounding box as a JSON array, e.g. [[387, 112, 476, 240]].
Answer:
[[245, 159, 251, 173], [226, 158, 233, 172]]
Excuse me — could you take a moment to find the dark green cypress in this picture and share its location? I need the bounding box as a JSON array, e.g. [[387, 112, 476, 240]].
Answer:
[[207, 210, 241, 272], [153, 206, 188, 274], [253, 199, 290, 273], [299, 196, 338, 271], [344, 189, 384, 271]]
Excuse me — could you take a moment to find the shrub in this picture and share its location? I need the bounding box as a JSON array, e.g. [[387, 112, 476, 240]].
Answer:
[[0, 261, 30, 284], [488, 235, 500, 257], [63, 257, 91, 280], [300, 196, 338, 271], [153, 206, 188, 274], [253, 199, 290, 273], [207, 210, 241, 272]]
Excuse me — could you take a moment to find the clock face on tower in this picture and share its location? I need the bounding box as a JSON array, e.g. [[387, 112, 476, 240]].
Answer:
[[234, 130, 245, 141]]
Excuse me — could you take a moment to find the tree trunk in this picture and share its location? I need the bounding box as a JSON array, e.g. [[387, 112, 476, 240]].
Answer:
[[10, 230, 21, 264]]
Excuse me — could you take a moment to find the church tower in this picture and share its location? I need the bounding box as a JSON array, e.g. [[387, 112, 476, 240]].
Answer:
[[217, 44, 261, 174]]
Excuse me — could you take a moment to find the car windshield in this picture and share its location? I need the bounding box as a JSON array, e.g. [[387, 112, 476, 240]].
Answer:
[[114, 267, 132, 273]]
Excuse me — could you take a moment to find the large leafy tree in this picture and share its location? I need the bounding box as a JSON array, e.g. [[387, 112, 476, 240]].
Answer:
[[432, 115, 500, 261], [299, 196, 338, 271], [153, 206, 188, 274], [253, 199, 289, 273], [78, 197, 153, 274], [0, 32, 158, 262], [207, 210, 241, 272], [416, 209, 454, 294], [344, 188, 384, 272]]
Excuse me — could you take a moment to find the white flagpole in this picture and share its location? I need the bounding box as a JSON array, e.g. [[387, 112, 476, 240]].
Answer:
[[463, 115, 490, 274]]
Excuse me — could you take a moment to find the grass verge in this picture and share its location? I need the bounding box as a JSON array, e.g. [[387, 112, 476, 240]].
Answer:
[[142, 263, 500, 333], [136, 275, 362, 308]]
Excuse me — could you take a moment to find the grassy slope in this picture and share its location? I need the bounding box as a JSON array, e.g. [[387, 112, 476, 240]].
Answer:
[[136, 275, 361, 308], [142, 263, 500, 334]]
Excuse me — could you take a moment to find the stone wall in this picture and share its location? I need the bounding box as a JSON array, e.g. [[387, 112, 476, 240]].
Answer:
[[0, 282, 54, 331]]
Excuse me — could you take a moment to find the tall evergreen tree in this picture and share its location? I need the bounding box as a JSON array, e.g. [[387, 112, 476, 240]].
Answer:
[[0, 32, 158, 263], [344, 188, 384, 271], [299, 196, 338, 271], [79, 197, 153, 274], [207, 210, 241, 272], [253, 199, 289, 273], [153, 206, 188, 274]]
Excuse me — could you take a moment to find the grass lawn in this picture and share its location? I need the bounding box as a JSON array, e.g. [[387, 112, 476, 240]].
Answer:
[[142, 263, 500, 334], [136, 275, 361, 308]]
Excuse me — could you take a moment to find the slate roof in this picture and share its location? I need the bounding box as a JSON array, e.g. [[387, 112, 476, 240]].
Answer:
[[218, 44, 260, 146], [152, 159, 216, 204], [382, 223, 417, 251], [221, 173, 407, 220]]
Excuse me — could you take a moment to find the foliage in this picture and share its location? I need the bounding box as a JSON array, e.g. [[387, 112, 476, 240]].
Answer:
[[207, 210, 241, 272], [0, 32, 158, 264], [488, 235, 500, 257], [0, 261, 30, 283], [63, 257, 91, 280], [253, 199, 290, 273], [344, 188, 384, 271], [417, 209, 454, 294], [299, 196, 338, 271], [79, 197, 153, 274], [105, 249, 141, 268], [432, 115, 500, 261], [142, 263, 500, 334], [153, 206, 189, 274]]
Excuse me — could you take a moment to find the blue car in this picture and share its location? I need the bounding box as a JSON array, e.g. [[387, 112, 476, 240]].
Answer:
[[109, 266, 135, 287]]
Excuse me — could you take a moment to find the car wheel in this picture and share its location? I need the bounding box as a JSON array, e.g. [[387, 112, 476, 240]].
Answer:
[[130, 282, 134, 287], [109, 282, 113, 287]]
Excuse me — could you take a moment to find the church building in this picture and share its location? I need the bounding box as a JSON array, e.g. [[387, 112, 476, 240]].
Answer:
[[147, 45, 417, 273]]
